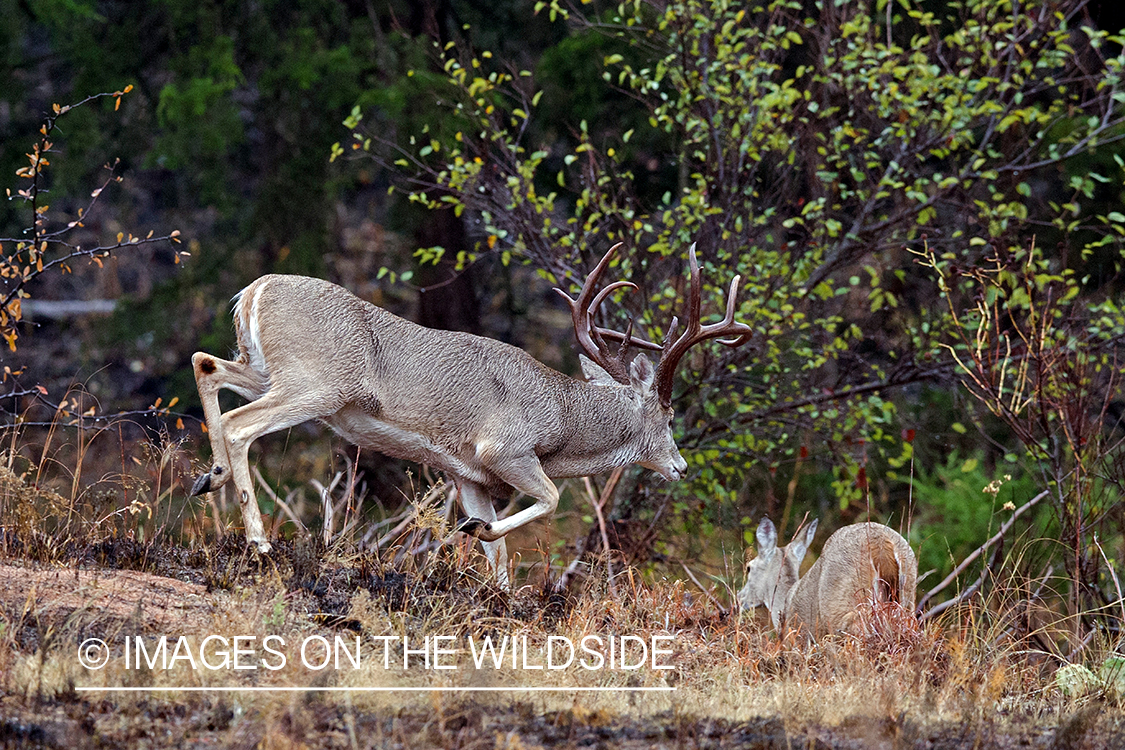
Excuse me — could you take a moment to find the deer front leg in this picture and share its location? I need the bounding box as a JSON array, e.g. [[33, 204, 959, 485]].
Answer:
[[466, 453, 559, 543], [456, 480, 510, 589]]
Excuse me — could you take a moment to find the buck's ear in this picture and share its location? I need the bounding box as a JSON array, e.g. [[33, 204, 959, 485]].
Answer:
[[755, 518, 778, 555], [580, 355, 619, 386], [629, 354, 655, 391]]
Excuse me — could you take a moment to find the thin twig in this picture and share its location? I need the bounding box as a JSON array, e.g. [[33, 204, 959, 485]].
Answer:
[[921, 554, 990, 622], [919, 489, 1049, 616], [1094, 534, 1125, 627], [311, 470, 346, 545], [556, 535, 589, 591], [680, 562, 728, 616], [583, 466, 624, 597], [252, 465, 307, 537]]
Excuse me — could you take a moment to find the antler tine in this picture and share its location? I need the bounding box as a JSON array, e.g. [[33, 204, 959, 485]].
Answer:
[[553, 284, 664, 353], [654, 243, 754, 407], [717, 275, 752, 346], [553, 242, 624, 308], [586, 280, 642, 364], [596, 327, 664, 352], [616, 316, 635, 360], [554, 242, 634, 383], [662, 316, 680, 347], [589, 280, 638, 318]]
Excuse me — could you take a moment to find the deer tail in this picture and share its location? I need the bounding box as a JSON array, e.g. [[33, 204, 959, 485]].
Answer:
[[869, 536, 901, 603]]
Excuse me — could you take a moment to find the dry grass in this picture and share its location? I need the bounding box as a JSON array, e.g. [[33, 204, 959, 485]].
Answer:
[[1, 420, 1123, 748]]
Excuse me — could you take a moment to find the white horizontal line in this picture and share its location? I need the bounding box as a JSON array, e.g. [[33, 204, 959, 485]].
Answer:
[[76, 686, 676, 693]]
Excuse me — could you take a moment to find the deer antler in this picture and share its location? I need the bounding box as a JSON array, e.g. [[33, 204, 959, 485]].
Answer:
[[555, 243, 661, 384], [653, 243, 752, 407]]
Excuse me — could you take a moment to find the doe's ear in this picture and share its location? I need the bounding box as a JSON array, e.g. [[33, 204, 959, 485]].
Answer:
[[755, 518, 778, 555], [580, 354, 618, 386], [629, 354, 655, 392], [788, 518, 818, 563]]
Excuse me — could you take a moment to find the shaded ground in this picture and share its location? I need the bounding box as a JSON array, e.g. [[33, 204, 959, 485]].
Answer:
[[1, 689, 1118, 749], [0, 536, 1120, 749]]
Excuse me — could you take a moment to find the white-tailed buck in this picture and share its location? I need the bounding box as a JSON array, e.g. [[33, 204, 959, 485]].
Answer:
[[190, 243, 750, 587], [738, 518, 917, 638]]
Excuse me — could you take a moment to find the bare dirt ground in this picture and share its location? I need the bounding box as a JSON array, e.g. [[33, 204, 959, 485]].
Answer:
[[0, 564, 213, 634], [0, 537, 1121, 749]]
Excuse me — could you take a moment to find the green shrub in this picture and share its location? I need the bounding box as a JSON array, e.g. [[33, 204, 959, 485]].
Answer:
[[907, 453, 1036, 582]]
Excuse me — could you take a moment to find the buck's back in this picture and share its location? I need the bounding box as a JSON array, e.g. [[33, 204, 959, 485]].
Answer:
[[246, 272, 576, 407], [236, 274, 643, 484]]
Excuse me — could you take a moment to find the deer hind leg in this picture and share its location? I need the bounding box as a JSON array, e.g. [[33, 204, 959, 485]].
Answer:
[[190, 352, 269, 496], [208, 389, 338, 552], [456, 480, 510, 589]]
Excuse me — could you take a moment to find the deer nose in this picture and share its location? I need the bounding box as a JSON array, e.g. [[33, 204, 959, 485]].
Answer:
[[669, 454, 688, 481]]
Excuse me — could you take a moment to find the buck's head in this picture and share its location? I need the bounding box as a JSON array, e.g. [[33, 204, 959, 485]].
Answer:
[[581, 351, 687, 481], [738, 518, 818, 627], [558, 241, 752, 484]]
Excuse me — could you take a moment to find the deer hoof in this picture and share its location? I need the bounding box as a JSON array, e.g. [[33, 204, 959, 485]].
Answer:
[[250, 539, 273, 554], [457, 517, 491, 537], [190, 472, 213, 496], [190, 465, 227, 496]]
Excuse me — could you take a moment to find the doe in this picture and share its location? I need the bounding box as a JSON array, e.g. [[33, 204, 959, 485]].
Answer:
[[738, 518, 917, 638]]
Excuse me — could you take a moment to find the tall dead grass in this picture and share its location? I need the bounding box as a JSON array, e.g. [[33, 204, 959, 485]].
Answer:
[[0, 413, 1120, 740]]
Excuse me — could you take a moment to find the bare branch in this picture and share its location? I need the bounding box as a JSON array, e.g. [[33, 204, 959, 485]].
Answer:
[[919, 488, 1050, 617]]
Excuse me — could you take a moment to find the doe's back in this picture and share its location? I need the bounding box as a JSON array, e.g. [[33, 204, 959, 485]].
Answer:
[[784, 522, 917, 638]]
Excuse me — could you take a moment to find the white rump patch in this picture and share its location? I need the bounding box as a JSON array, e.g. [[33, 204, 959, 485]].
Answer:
[[235, 280, 270, 378]]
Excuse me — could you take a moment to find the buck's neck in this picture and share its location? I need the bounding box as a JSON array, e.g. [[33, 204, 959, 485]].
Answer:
[[538, 378, 650, 478]]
